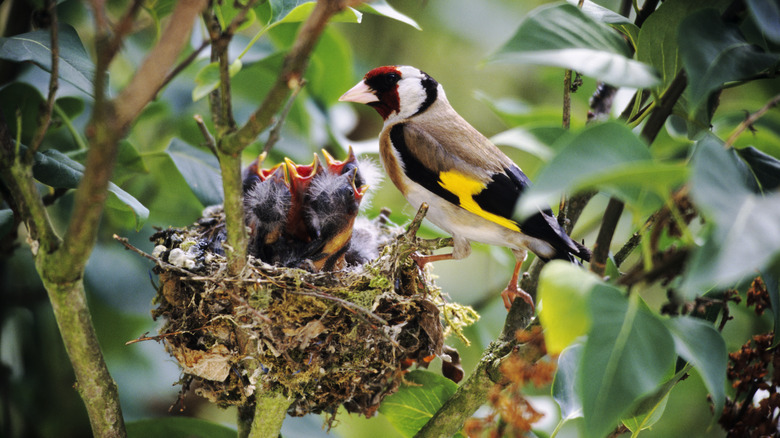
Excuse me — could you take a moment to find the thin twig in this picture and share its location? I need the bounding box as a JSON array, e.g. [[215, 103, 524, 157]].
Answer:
[[226, 289, 273, 324], [590, 198, 624, 277], [112, 234, 197, 278], [88, 0, 110, 36], [103, 0, 144, 64], [406, 203, 429, 238], [224, 0, 261, 36], [640, 71, 687, 144], [725, 93, 780, 147], [292, 286, 389, 326], [635, 0, 659, 27], [125, 327, 213, 345], [156, 38, 210, 100], [27, 0, 59, 160], [194, 114, 218, 156], [262, 79, 306, 155]]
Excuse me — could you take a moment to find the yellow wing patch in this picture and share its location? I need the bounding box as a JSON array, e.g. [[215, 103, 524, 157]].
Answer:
[[438, 170, 521, 232]]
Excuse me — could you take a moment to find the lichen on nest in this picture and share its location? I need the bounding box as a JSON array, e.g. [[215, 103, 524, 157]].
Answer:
[[143, 204, 474, 420]]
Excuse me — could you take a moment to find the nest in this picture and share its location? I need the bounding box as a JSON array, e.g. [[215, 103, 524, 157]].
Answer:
[[144, 206, 472, 419]]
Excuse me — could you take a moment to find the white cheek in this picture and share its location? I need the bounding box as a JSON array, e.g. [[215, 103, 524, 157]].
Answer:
[[395, 80, 426, 119]]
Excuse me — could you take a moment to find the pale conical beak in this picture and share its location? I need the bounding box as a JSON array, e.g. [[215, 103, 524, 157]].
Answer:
[[338, 80, 379, 104]]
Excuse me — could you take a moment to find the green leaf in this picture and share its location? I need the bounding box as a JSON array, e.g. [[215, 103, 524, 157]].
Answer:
[[636, 0, 729, 93], [516, 122, 657, 219], [165, 138, 223, 207], [575, 160, 688, 216], [379, 370, 459, 438], [683, 137, 780, 297], [491, 127, 559, 162], [621, 391, 669, 434], [269, 0, 361, 25], [0, 82, 45, 145], [215, 1, 257, 31], [552, 342, 584, 421], [620, 367, 689, 433], [569, 0, 639, 49], [29, 148, 149, 230], [359, 0, 421, 30], [581, 289, 676, 438], [68, 140, 148, 185], [491, 3, 659, 88], [663, 316, 727, 418], [307, 27, 353, 103], [747, 0, 780, 43], [0, 209, 14, 240], [635, 0, 731, 137], [538, 261, 598, 355], [679, 9, 780, 112], [127, 417, 236, 438], [0, 24, 95, 96], [192, 59, 243, 102], [737, 146, 780, 192], [474, 90, 565, 128]]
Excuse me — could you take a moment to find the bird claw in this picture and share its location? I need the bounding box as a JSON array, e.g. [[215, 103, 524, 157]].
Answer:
[[501, 285, 534, 312]]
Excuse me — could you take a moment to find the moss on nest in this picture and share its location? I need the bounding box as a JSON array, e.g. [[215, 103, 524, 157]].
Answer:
[[146, 206, 469, 419]]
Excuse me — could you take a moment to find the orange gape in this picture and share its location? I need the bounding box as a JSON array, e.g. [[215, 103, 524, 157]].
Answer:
[[242, 147, 368, 271]]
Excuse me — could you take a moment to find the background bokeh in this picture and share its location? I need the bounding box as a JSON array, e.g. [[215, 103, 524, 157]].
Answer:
[[2, 0, 777, 436]]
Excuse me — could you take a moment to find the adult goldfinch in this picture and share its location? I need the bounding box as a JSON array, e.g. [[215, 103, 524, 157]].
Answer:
[[339, 65, 591, 310]]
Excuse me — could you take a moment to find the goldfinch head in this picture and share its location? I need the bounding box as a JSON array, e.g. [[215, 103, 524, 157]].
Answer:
[[339, 65, 443, 122]]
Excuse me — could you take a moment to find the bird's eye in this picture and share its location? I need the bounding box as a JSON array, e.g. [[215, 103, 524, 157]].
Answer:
[[386, 73, 399, 82]]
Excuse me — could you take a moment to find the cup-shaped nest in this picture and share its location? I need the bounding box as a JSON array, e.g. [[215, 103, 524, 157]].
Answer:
[[149, 206, 449, 418]]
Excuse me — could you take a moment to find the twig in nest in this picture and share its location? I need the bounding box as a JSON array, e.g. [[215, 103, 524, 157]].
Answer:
[[405, 203, 429, 238], [125, 326, 212, 345], [112, 234, 195, 278], [294, 285, 403, 350], [293, 285, 388, 326], [226, 288, 273, 324]]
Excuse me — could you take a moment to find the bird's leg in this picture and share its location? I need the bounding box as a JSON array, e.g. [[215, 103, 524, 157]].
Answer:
[[502, 250, 534, 311], [411, 252, 453, 270], [411, 237, 470, 270]]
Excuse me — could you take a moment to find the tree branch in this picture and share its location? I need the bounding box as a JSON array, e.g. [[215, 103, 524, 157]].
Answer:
[[640, 71, 687, 144], [61, 0, 207, 278], [114, 0, 208, 131], [0, 111, 60, 253], [0, 3, 207, 436], [215, 0, 357, 275], [249, 391, 292, 438], [589, 198, 624, 277], [415, 341, 513, 438], [221, 0, 358, 154]]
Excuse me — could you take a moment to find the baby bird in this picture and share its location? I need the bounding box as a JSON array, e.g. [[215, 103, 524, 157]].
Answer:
[[243, 163, 292, 264], [300, 167, 367, 271], [339, 65, 591, 310]]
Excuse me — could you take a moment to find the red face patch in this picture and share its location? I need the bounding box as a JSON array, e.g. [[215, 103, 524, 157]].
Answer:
[[364, 65, 401, 81], [363, 66, 402, 119]]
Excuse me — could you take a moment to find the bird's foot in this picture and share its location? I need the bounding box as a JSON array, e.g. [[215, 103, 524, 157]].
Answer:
[[501, 284, 534, 312], [410, 252, 453, 270]]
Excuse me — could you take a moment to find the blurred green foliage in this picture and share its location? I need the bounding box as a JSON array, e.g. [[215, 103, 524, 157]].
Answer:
[[1, 0, 779, 437]]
